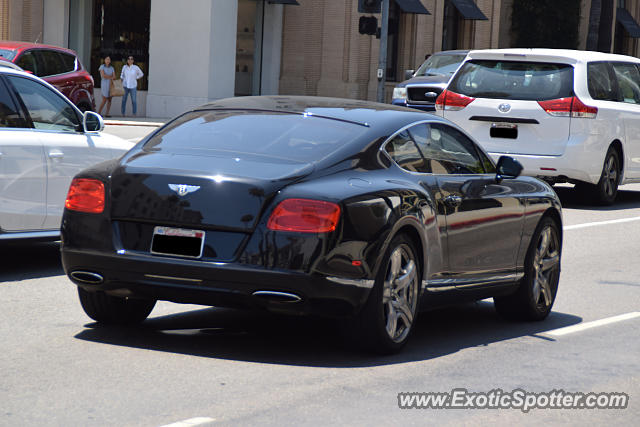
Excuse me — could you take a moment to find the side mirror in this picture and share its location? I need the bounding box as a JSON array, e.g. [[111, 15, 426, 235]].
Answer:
[[496, 156, 523, 182], [404, 69, 415, 80], [83, 111, 104, 133]]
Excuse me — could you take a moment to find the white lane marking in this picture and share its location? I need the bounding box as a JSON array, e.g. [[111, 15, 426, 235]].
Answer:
[[158, 417, 215, 427], [564, 216, 640, 230], [546, 312, 640, 336]]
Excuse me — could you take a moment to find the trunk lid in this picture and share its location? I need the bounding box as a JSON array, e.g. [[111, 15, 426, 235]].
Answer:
[[110, 151, 314, 231], [444, 58, 575, 156], [443, 98, 570, 156]]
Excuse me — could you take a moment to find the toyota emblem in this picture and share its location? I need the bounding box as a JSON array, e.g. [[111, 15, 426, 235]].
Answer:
[[498, 103, 511, 113]]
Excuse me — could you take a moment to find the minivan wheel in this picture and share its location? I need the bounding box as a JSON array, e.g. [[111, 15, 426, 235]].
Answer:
[[577, 147, 620, 205], [78, 287, 156, 325], [494, 216, 561, 321], [347, 234, 420, 354]]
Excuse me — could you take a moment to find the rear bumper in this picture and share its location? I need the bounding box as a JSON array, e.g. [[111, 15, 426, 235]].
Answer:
[[488, 133, 606, 184], [61, 249, 372, 318]]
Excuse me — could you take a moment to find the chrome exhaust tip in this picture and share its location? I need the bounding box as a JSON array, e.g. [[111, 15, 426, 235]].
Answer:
[[252, 290, 302, 303], [69, 271, 104, 284]]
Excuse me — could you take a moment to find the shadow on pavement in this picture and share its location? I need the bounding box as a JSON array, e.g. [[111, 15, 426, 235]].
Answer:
[[555, 185, 640, 211], [0, 241, 63, 281], [74, 301, 582, 367]]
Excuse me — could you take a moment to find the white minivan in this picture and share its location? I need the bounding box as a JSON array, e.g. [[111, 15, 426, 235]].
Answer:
[[436, 48, 640, 205]]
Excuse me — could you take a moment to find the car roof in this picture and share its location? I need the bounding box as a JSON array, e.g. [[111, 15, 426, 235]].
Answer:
[[196, 96, 446, 131], [0, 40, 77, 56], [466, 48, 640, 65], [433, 49, 469, 55]]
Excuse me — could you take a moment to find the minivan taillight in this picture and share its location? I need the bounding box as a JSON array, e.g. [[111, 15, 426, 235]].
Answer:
[[267, 199, 341, 233], [537, 96, 597, 118], [435, 89, 475, 111], [65, 178, 105, 213]]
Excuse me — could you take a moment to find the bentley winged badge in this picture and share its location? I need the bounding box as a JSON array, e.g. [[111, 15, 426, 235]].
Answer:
[[168, 184, 201, 196]]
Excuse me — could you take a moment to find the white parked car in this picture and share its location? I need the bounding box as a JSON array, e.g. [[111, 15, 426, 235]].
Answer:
[[436, 48, 640, 205], [0, 67, 134, 240]]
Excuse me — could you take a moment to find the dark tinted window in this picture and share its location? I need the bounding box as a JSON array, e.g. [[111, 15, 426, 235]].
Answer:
[[0, 48, 17, 60], [450, 60, 574, 101], [59, 53, 77, 73], [588, 62, 618, 101], [414, 53, 466, 77], [611, 62, 640, 104], [35, 50, 65, 77], [420, 123, 487, 174], [16, 51, 38, 75], [144, 111, 368, 163], [7, 76, 79, 132], [385, 125, 431, 173], [0, 79, 28, 128], [386, 123, 493, 175]]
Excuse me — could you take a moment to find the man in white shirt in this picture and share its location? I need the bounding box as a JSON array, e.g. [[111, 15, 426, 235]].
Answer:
[[120, 56, 144, 116]]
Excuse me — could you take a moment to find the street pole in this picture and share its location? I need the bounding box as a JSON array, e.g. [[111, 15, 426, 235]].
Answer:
[[376, 0, 389, 103]]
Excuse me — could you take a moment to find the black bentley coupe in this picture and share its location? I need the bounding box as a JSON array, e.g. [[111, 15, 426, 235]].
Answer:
[[61, 96, 562, 353]]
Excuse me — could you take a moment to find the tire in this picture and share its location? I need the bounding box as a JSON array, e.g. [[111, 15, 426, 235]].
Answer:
[[576, 147, 620, 206], [347, 234, 421, 354], [494, 216, 561, 321], [78, 287, 156, 325]]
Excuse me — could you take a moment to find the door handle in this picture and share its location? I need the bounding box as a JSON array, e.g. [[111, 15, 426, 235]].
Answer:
[[48, 150, 64, 159], [443, 195, 462, 208]]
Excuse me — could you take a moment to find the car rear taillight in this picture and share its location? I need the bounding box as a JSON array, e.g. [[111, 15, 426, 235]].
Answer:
[[65, 178, 105, 214], [83, 74, 94, 85], [537, 96, 597, 118], [267, 198, 341, 233], [435, 89, 475, 111]]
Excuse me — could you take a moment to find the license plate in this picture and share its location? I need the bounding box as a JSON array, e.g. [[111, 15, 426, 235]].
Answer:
[[151, 226, 205, 258], [490, 122, 518, 139]]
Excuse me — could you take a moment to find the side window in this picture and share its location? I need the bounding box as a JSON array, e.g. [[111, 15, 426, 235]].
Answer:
[[0, 79, 28, 128], [16, 51, 38, 75], [612, 62, 640, 104], [6, 76, 79, 132], [34, 50, 64, 77], [384, 126, 431, 173], [422, 124, 487, 174], [588, 62, 619, 101], [59, 53, 77, 73]]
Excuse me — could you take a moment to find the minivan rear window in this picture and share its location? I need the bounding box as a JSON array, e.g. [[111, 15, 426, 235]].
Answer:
[[449, 60, 574, 101]]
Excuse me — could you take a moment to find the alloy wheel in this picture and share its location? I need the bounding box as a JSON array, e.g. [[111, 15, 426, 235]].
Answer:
[[602, 153, 618, 199], [531, 225, 560, 310], [381, 245, 419, 343]]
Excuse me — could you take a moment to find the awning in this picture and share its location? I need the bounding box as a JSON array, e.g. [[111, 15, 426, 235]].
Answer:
[[395, 0, 430, 15], [268, 0, 300, 5], [617, 8, 640, 38], [449, 0, 488, 20]]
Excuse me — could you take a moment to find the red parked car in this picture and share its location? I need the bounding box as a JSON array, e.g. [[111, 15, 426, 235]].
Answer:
[[0, 41, 95, 111]]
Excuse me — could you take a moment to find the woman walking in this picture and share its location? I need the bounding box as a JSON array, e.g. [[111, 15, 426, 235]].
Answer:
[[97, 55, 115, 117]]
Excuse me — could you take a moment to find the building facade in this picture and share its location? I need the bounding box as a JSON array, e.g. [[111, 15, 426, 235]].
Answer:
[[2, 0, 640, 118]]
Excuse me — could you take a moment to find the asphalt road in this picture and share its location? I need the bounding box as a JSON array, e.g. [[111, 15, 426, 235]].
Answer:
[[1, 125, 638, 426]]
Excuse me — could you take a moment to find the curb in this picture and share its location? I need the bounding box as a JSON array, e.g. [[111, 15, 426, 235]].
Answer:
[[104, 120, 166, 127]]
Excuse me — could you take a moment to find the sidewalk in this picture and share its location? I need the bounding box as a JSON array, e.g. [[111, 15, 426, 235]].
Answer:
[[103, 116, 168, 127]]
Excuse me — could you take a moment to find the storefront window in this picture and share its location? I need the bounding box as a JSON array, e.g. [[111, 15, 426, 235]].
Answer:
[[90, 0, 150, 90], [236, 0, 258, 96]]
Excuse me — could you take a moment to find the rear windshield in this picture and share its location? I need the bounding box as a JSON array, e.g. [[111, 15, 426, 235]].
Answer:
[[0, 48, 17, 61], [143, 110, 368, 163], [415, 54, 466, 77], [449, 60, 574, 101]]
